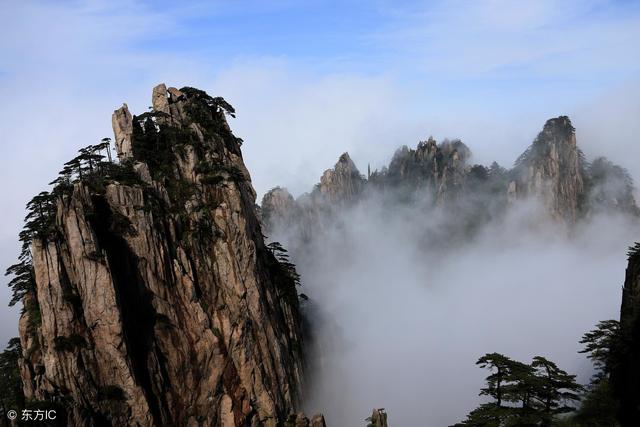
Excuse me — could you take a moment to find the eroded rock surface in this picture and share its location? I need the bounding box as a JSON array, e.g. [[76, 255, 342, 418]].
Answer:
[[318, 153, 364, 204], [284, 413, 327, 427], [261, 187, 298, 236], [111, 103, 133, 159], [366, 409, 388, 427], [511, 116, 585, 224], [384, 137, 471, 203], [19, 84, 306, 426], [261, 116, 638, 241]]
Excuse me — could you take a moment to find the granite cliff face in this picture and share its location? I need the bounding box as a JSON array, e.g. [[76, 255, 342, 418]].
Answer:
[[510, 116, 585, 224], [318, 153, 364, 204], [260, 187, 298, 237], [382, 137, 471, 203], [17, 85, 306, 426], [261, 154, 364, 243]]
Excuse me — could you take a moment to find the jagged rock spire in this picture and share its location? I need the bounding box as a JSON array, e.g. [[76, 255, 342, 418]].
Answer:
[[511, 115, 585, 224], [319, 152, 364, 203], [151, 83, 170, 114], [20, 84, 305, 426], [366, 409, 388, 427], [111, 103, 133, 159], [261, 186, 297, 234]]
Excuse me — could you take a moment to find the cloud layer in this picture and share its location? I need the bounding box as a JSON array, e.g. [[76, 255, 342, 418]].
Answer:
[[271, 194, 639, 425]]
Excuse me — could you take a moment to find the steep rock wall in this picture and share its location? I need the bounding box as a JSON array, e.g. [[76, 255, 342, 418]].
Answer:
[[18, 85, 305, 426], [614, 243, 640, 426], [511, 116, 585, 224]]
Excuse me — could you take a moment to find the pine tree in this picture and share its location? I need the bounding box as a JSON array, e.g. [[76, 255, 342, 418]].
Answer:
[[529, 356, 583, 425], [455, 353, 582, 426], [0, 338, 25, 419], [572, 320, 622, 424]]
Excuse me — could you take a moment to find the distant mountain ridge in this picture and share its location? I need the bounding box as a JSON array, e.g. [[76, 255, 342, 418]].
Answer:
[[261, 115, 638, 240]]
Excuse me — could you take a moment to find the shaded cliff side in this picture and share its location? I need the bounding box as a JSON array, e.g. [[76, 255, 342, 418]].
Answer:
[[379, 136, 471, 204], [614, 243, 640, 425], [16, 85, 306, 426]]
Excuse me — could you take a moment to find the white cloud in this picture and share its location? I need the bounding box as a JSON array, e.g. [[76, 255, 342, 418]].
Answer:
[[278, 195, 637, 425], [206, 59, 414, 197], [371, 0, 640, 77], [572, 79, 640, 180]]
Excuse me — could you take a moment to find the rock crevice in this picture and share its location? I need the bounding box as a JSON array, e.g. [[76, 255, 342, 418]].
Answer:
[[19, 84, 305, 426]]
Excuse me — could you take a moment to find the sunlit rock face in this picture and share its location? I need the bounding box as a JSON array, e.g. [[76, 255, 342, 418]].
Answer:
[[111, 103, 133, 159], [366, 409, 388, 427], [18, 84, 306, 426], [318, 153, 365, 204], [510, 116, 585, 224]]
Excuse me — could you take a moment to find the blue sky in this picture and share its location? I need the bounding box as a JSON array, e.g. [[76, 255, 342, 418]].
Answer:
[[0, 0, 639, 343]]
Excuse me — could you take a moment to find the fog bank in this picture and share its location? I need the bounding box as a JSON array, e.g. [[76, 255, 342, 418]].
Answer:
[[270, 194, 638, 425]]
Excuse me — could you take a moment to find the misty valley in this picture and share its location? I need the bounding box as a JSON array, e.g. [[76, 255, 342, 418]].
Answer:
[[1, 85, 639, 427]]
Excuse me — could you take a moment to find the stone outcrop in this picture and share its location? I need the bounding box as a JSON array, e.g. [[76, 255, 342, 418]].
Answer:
[[384, 137, 471, 203], [111, 103, 133, 159], [261, 187, 298, 235], [318, 153, 364, 204], [260, 153, 365, 244], [18, 84, 307, 426], [510, 116, 585, 224], [284, 413, 327, 427], [152, 83, 170, 115], [366, 409, 388, 427]]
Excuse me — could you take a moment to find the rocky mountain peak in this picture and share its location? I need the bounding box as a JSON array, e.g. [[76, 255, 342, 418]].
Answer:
[[17, 84, 307, 426], [318, 152, 364, 203], [541, 115, 575, 141], [261, 186, 297, 234], [111, 103, 133, 159], [384, 138, 470, 203], [511, 115, 585, 223], [260, 115, 638, 246]]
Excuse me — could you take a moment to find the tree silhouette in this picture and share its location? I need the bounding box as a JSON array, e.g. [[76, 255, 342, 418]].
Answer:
[[530, 356, 583, 425], [5, 259, 35, 308], [0, 338, 24, 420], [571, 320, 622, 425], [579, 319, 621, 377], [477, 353, 517, 408], [6, 138, 121, 311], [455, 353, 582, 426]]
